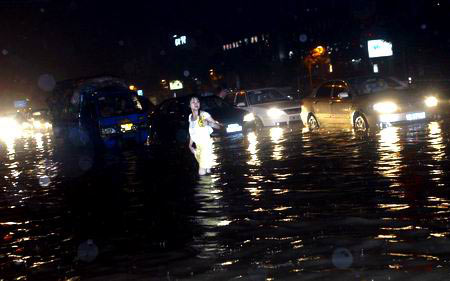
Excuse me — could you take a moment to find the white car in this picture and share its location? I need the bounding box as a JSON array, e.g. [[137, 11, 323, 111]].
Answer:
[[228, 87, 302, 127]]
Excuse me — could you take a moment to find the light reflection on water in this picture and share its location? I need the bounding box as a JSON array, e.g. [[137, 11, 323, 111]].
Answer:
[[1, 121, 450, 280]]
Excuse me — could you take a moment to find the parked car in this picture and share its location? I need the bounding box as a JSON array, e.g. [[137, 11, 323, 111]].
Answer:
[[228, 87, 302, 127], [300, 75, 442, 132], [150, 95, 255, 143]]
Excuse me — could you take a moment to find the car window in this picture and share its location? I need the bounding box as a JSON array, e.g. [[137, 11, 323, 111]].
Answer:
[[235, 92, 248, 106], [348, 76, 408, 95], [97, 94, 142, 118], [247, 89, 289, 105], [332, 81, 351, 98], [200, 96, 232, 110], [315, 82, 333, 98]]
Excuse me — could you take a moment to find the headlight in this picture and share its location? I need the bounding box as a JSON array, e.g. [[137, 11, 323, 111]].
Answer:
[[373, 102, 398, 114], [267, 108, 285, 119], [243, 112, 255, 122], [101, 127, 116, 135], [425, 96, 438, 107], [22, 122, 32, 129], [33, 120, 42, 129]]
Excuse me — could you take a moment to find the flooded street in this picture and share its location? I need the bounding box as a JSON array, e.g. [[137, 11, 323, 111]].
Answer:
[[1, 120, 450, 281]]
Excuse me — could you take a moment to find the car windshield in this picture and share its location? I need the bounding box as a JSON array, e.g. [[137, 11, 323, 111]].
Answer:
[[348, 76, 408, 95], [247, 89, 289, 105], [97, 93, 142, 118], [199, 96, 232, 110]]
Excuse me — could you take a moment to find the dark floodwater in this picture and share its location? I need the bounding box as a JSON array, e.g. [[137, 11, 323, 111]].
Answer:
[[1, 120, 450, 281]]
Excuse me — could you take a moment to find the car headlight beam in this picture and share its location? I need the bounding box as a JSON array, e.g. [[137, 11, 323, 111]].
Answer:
[[243, 112, 255, 122], [373, 102, 398, 114], [267, 108, 285, 119], [425, 96, 438, 107]]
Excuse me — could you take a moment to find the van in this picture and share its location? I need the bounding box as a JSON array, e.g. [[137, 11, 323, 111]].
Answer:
[[47, 76, 149, 148]]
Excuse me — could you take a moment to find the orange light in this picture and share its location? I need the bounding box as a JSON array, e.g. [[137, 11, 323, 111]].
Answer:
[[129, 85, 136, 91], [312, 46, 325, 57]]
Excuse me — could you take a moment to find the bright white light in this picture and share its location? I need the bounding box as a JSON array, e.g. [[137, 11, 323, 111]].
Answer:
[[243, 113, 255, 122], [226, 123, 242, 133], [373, 102, 398, 114], [368, 39, 393, 58], [267, 108, 285, 119], [329, 64, 333, 73], [33, 120, 42, 129], [270, 127, 283, 142], [425, 96, 438, 107], [169, 80, 183, 90], [373, 64, 379, 73], [0, 117, 22, 142], [174, 35, 187, 46]]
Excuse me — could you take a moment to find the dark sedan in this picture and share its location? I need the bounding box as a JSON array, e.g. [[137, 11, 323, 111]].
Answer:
[[300, 75, 443, 132], [150, 95, 256, 143]]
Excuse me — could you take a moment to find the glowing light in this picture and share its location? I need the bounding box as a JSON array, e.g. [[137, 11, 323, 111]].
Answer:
[[311, 45, 325, 57], [0, 117, 22, 143], [267, 108, 285, 118], [129, 85, 136, 91], [270, 127, 283, 143], [425, 96, 438, 107], [373, 102, 397, 113], [373, 63, 379, 73]]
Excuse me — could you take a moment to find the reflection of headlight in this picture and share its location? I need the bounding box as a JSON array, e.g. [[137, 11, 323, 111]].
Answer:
[[267, 108, 285, 118], [425, 96, 438, 107], [373, 102, 398, 114], [101, 127, 116, 135], [243, 112, 255, 122]]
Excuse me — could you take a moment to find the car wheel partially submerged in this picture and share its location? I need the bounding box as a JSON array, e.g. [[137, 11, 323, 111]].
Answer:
[[307, 114, 319, 130], [354, 114, 368, 133]]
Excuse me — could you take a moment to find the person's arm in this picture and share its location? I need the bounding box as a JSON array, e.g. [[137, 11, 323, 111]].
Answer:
[[188, 137, 195, 154], [204, 114, 223, 129]]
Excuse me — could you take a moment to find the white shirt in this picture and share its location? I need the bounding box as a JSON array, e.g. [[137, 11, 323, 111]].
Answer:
[[188, 111, 213, 144]]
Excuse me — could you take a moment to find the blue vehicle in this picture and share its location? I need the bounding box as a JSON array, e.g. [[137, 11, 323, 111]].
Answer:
[[48, 76, 150, 148]]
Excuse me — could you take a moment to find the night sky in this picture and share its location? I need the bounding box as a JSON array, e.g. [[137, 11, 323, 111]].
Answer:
[[1, 0, 448, 109]]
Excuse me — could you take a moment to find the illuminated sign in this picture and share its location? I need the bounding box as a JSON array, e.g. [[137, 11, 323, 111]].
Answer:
[[137, 90, 143, 96], [14, 100, 28, 109], [169, 80, 183, 90], [367, 39, 393, 58], [174, 35, 187, 46]]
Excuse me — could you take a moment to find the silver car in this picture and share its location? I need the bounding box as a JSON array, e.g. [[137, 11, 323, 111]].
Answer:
[[229, 87, 302, 127], [300, 76, 442, 132]]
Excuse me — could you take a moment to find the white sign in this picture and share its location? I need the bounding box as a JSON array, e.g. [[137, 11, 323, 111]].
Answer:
[[368, 39, 393, 58], [175, 35, 187, 46], [169, 80, 183, 90]]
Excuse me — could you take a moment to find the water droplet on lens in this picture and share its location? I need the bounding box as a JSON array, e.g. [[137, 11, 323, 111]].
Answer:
[[79, 156, 93, 171], [332, 247, 353, 269], [2, 49, 8, 55], [77, 239, 98, 262], [38, 74, 56, 92], [39, 176, 51, 187]]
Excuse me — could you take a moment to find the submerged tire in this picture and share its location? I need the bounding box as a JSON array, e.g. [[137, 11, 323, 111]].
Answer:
[[307, 114, 319, 130], [354, 114, 368, 133]]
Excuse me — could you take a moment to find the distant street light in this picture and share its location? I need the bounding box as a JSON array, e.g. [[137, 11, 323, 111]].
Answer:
[[304, 45, 330, 88]]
